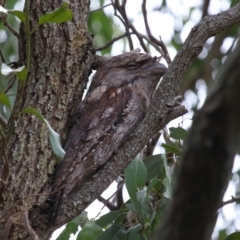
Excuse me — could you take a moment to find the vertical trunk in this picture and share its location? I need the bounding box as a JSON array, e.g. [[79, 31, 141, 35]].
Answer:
[[0, 0, 93, 239]]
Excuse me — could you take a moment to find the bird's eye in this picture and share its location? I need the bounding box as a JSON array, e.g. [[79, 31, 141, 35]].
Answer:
[[126, 62, 140, 70]]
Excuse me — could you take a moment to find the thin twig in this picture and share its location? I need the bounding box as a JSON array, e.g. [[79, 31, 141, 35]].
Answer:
[[95, 32, 133, 51], [90, 3, 112, 13], [0, 49, 5, 63], [141, 0, 171, 64], [97, 181, 124, 216], [4, 76, 16, 94], [112, 0, 134, 50], [0, 114, 7, 128], [3, 20, 19, 38], [23, 211, 40, 240], [142, 0, 163, 53], [144, 132, 161, 158], [201, 0, 210, 18], [98, 196, 118, 211], [0, 216, 14, 240], [221, 195, 240, 207]]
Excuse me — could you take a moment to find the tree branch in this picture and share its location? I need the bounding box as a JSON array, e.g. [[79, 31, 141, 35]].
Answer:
[[53, 0, 240, 229]]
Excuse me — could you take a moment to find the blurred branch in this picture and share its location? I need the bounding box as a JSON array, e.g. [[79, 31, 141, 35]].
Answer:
[[110, 0, 171, 62], [179, 11, 239, 94], [142, 0, 171, 64], [155, 33, 240, 240], [111, 0, 134, 50], [201, 0, 210, 18], [221, 195, 240, 207]]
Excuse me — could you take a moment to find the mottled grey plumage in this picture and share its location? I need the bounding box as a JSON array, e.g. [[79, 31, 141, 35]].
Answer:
[[52, 49, 167, 222]]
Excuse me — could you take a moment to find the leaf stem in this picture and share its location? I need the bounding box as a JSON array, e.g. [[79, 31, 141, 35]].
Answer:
[[25, 0, 30, 86]]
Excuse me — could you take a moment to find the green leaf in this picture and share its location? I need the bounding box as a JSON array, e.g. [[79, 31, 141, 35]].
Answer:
[[1, 63, 25, 76], [143, 154, 164, 182], [44, 119, 66, 161], [39, 2, 73, 25], [0, 92, 11, 110], [169, 127, 188, 140], [16, 66, 28, 82], [95, 210, 126, 228], [147, 178, 161, 195], [137, 189, 151, 217], [96, 224, 126, 240], [162, 178, 172, 199], [22, 107, 65, 161], [57, 216, 82, 240], [22, 107, 44, 120], [77, 221, 103, 240], [126, 158, 147, 188], [161, 143, 181, 155], [225, 232, 240, 240], [88, 9, 116, 55], [8, 10, 27, 22], [127, 224, 142, 240], [162, 156, 172, 199], [125, 158, 147, 214], [77, 211, 89, 228]]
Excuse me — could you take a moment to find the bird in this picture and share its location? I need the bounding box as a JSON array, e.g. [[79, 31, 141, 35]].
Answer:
[[51, 49, 167, 223]]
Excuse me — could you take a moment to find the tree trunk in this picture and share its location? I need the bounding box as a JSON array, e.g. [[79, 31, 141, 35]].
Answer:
[[0, 0, 93, 239]]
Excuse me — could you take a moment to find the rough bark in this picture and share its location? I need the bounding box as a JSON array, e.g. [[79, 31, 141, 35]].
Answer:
[[0, 0, 93, 239]]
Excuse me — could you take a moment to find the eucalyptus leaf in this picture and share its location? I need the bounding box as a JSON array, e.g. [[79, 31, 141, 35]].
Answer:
[[143, 154, 164, 182], [147, 178, 161, 195], [169, 127, 188, 140], [225, 232, 240, 240], [57, 215, 83, 240], [22, 107, 44, 120], [162, 156, 172, 199], [95, 210, 126, 228], [22, 107, 65, 161], [8, 10, 27, 22], [77, 211, 89, 228], [39, 2, 73, 25], [77, 221, 103, 240], [44, 119, 66, 162], [96, 224, 126, 240], [161, 143, 181, 155], [127, 224, 142, 240], [16, 66, 28, 82], [0, 92, 11, 110], [125, 158, 147, 214]]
